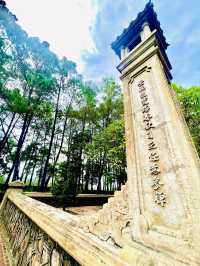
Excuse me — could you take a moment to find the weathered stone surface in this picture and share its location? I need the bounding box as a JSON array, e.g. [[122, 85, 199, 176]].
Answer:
[[79, 184, 132, 247], [118, 24, 200, 265], [0, 224, 10, 266]]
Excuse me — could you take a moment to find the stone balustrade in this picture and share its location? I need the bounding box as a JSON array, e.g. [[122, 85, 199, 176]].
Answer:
[[0, 184, 131, 266]]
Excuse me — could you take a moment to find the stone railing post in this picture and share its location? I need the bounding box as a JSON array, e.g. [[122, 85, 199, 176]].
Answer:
[[0, 180, 25, 217]]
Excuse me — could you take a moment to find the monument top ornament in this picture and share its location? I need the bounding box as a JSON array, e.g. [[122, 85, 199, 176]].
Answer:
[[111, 2, 172, 78]]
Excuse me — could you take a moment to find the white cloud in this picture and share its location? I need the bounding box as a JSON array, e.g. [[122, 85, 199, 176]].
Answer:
[[5, 0, 98, 72]]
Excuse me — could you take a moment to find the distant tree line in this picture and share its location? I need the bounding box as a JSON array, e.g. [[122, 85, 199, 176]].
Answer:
[[0, 7, 126, 194], [172, 84, 200, 156]]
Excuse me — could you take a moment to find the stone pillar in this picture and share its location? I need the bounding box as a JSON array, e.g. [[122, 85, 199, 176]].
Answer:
[[118, 27, 200, 264], [140, 22, 151, 41], [121, 46, 130, 59]]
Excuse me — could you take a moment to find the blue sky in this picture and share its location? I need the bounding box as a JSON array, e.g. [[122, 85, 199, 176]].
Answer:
[[5, 0, 200, 86]]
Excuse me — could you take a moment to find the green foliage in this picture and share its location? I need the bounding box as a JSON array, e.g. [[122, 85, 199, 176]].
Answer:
[[0, 175, 5, 184], [0, 87, 29, 113], [59, 57, 76, 77], [51, 161, 78, 208], [26, 71, 56, 99], [172, 84, 200, 155], [87, 119, 125, 167], [0, 36, 12, 84], [86, 119, 126, 184]]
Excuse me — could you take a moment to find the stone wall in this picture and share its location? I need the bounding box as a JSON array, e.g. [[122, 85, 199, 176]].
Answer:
[[1, 195, 80, 266], [0, 188, 130, 266], [4, 200, 80, 265]]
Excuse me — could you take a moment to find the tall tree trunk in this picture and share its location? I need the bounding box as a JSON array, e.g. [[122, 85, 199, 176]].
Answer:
[[5, 114, 31, 184], [24, 162, 30, 184], [29, 159, 37, 187], [21, 158, 28, 181], [20, 130, 37, 181], [54, 96, 73, 165], [0, 113, 16, 153], [54, 113, 68, 164], [76, 113, 86, 192], [97, 151, 106, 192], [37, 125, 49, 187], [40, 85, 61, 191], [84, 161, 90, 192]]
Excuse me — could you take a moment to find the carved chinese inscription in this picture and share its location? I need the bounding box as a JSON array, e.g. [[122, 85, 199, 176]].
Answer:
[[138, 80, 167, 207]]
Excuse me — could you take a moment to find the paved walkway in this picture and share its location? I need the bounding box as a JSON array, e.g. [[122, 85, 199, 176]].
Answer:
[[0, 226, 10, 266]]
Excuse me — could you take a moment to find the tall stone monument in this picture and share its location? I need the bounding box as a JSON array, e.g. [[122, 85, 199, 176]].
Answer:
[[111, 2, 200, 265], [79, 3, 200, 265], [112, 3, 200, 265]]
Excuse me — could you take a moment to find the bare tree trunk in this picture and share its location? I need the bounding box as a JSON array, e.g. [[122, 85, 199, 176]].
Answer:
[[40, 84, 61, 191], [54, 98, 73, 164], [5, 114, 32, 184], [21, 158, 28, 181], [29, 159, 37, 187], [0, 113, 16, 153]]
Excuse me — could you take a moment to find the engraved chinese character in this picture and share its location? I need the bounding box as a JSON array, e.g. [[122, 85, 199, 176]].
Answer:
[[148, 141, 157, 150], [139, 86, 146, 93], [143, 112, 152, 122], [152, 177, 163, 191], [146, 130, 154, 140], [149, 164, 160, 175], [145, 121, 155, 131], [154, 191, 167, 207], [149, 152, 160, 162], [138, 80, 144, 87], [140, 91, 147, 99], [141, 96, 148, 106], [142, 104, 150, 113]]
